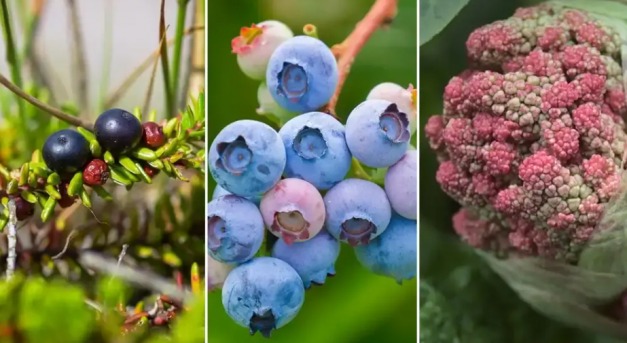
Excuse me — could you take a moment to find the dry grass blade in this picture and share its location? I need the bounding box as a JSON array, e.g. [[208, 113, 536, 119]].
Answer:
[[159, 0, 174, 116], [78, 251, 192, 303], [143, 26, 170, 115], [182, 0, 205, 101], [104, 26, 204, 109], [66, 0, 89, 113]]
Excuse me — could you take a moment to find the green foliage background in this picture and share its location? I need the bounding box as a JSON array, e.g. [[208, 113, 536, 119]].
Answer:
[[420, 0, 627, 342], [207, 0, 417, 342]]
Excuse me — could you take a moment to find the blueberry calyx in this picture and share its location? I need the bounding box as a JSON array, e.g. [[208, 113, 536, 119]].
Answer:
[[216, 136, 252, 176], [277, 62, 308, 102], [270, 211, 310, 245], [293, 127, 327, 159], [379, 104, 410, 143], [249, 309, 276, 338], [340, 218, 376, 246], [207, 215, 225, 252]]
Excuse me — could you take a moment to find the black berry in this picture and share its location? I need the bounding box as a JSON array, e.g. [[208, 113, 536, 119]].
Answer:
[[58, 182, 76, 208], [94, 109, 143, 155], [42, 129, 92, 175], [13, 196, 34, 221], [142, 122, 166, 148], [83, 159, 109, 186]]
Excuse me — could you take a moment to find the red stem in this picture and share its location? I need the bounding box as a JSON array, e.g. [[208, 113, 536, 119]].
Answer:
[[326, 0, 398, 115]]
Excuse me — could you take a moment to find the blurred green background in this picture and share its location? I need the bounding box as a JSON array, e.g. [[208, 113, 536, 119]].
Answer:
[[420, 0, 627, 342], [207, 1, 417, 343]]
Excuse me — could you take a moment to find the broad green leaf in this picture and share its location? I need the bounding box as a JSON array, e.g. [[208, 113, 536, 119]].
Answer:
[[420, 0, 469, 45]]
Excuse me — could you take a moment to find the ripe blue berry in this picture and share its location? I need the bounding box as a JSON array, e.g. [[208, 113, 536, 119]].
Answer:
[[94, 108, 143, 155], [323, 178, 391, 246], [272, 229, 340, 288], [385, 150, 416, 220], [367, 82, 417, 135], [279, 112, 351, 190], [208, 120, 286, 197], [211, 185, 262, 205], [260, 178, 325, 244], [354, 213, 417, 283], [345, 99, 410, 168], [266, 36, 338, 113], [232, 21, 294, 80], [42, 129, 92, 175], [222, 257, 305, 337], [207, 195, 264, 264]]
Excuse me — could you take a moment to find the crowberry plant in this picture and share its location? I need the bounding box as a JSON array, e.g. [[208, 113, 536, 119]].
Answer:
[[0, 0, 205, 341], [208, 0, 417, 337]]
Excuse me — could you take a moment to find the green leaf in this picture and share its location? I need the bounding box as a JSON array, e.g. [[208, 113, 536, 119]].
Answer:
[[420, 0, 469, 45]]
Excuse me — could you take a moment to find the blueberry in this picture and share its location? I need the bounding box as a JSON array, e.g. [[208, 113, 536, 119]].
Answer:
[[385, 150, 416, 220], [42, 129, 92, 175], [208, 120, 286, 197], [211, 185, 262, 205], [272, 229, 340, 288], [260, 178, 325, 244], [266, 36, 338, 113], [232, 21, 294, 80], [207, 195, 264, 264], [345, 99, 410, 168], [94, 108, 143, 155], [222, 257, 305, 337], [323, 178, 391, 246], [367, 82, 417, 135], [354, 213, 417, 283], [279, 112, 351, 190]]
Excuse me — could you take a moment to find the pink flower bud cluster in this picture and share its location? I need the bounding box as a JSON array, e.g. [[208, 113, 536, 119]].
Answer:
[[425, 4, 627, 262]]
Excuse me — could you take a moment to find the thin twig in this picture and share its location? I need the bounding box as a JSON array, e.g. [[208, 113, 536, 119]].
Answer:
[[6, 199, 17, 280], [78, 251, 192, 303], [66, 0, 89, 112], [0, 73, 94, 130], [326, 0, 398, 114], [159, 0, 174, 116], [143, 26, 170, 115], [171, 0, 190, 109], [51, 230, 76, 259], [103, 26, 204, 108]]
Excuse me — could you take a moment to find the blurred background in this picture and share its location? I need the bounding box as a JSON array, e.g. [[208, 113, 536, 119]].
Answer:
[[420, 0, 627, 342], [0, 0, 195, 118], [207, 0, 417, 342]]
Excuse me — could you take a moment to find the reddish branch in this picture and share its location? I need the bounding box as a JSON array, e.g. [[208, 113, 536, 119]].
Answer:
[[326, 0, 398, 114]]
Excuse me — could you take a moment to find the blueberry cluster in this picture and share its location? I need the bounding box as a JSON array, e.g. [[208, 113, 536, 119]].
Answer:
[[1, 103, 205, 228], [209, 21, 417, 337]]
